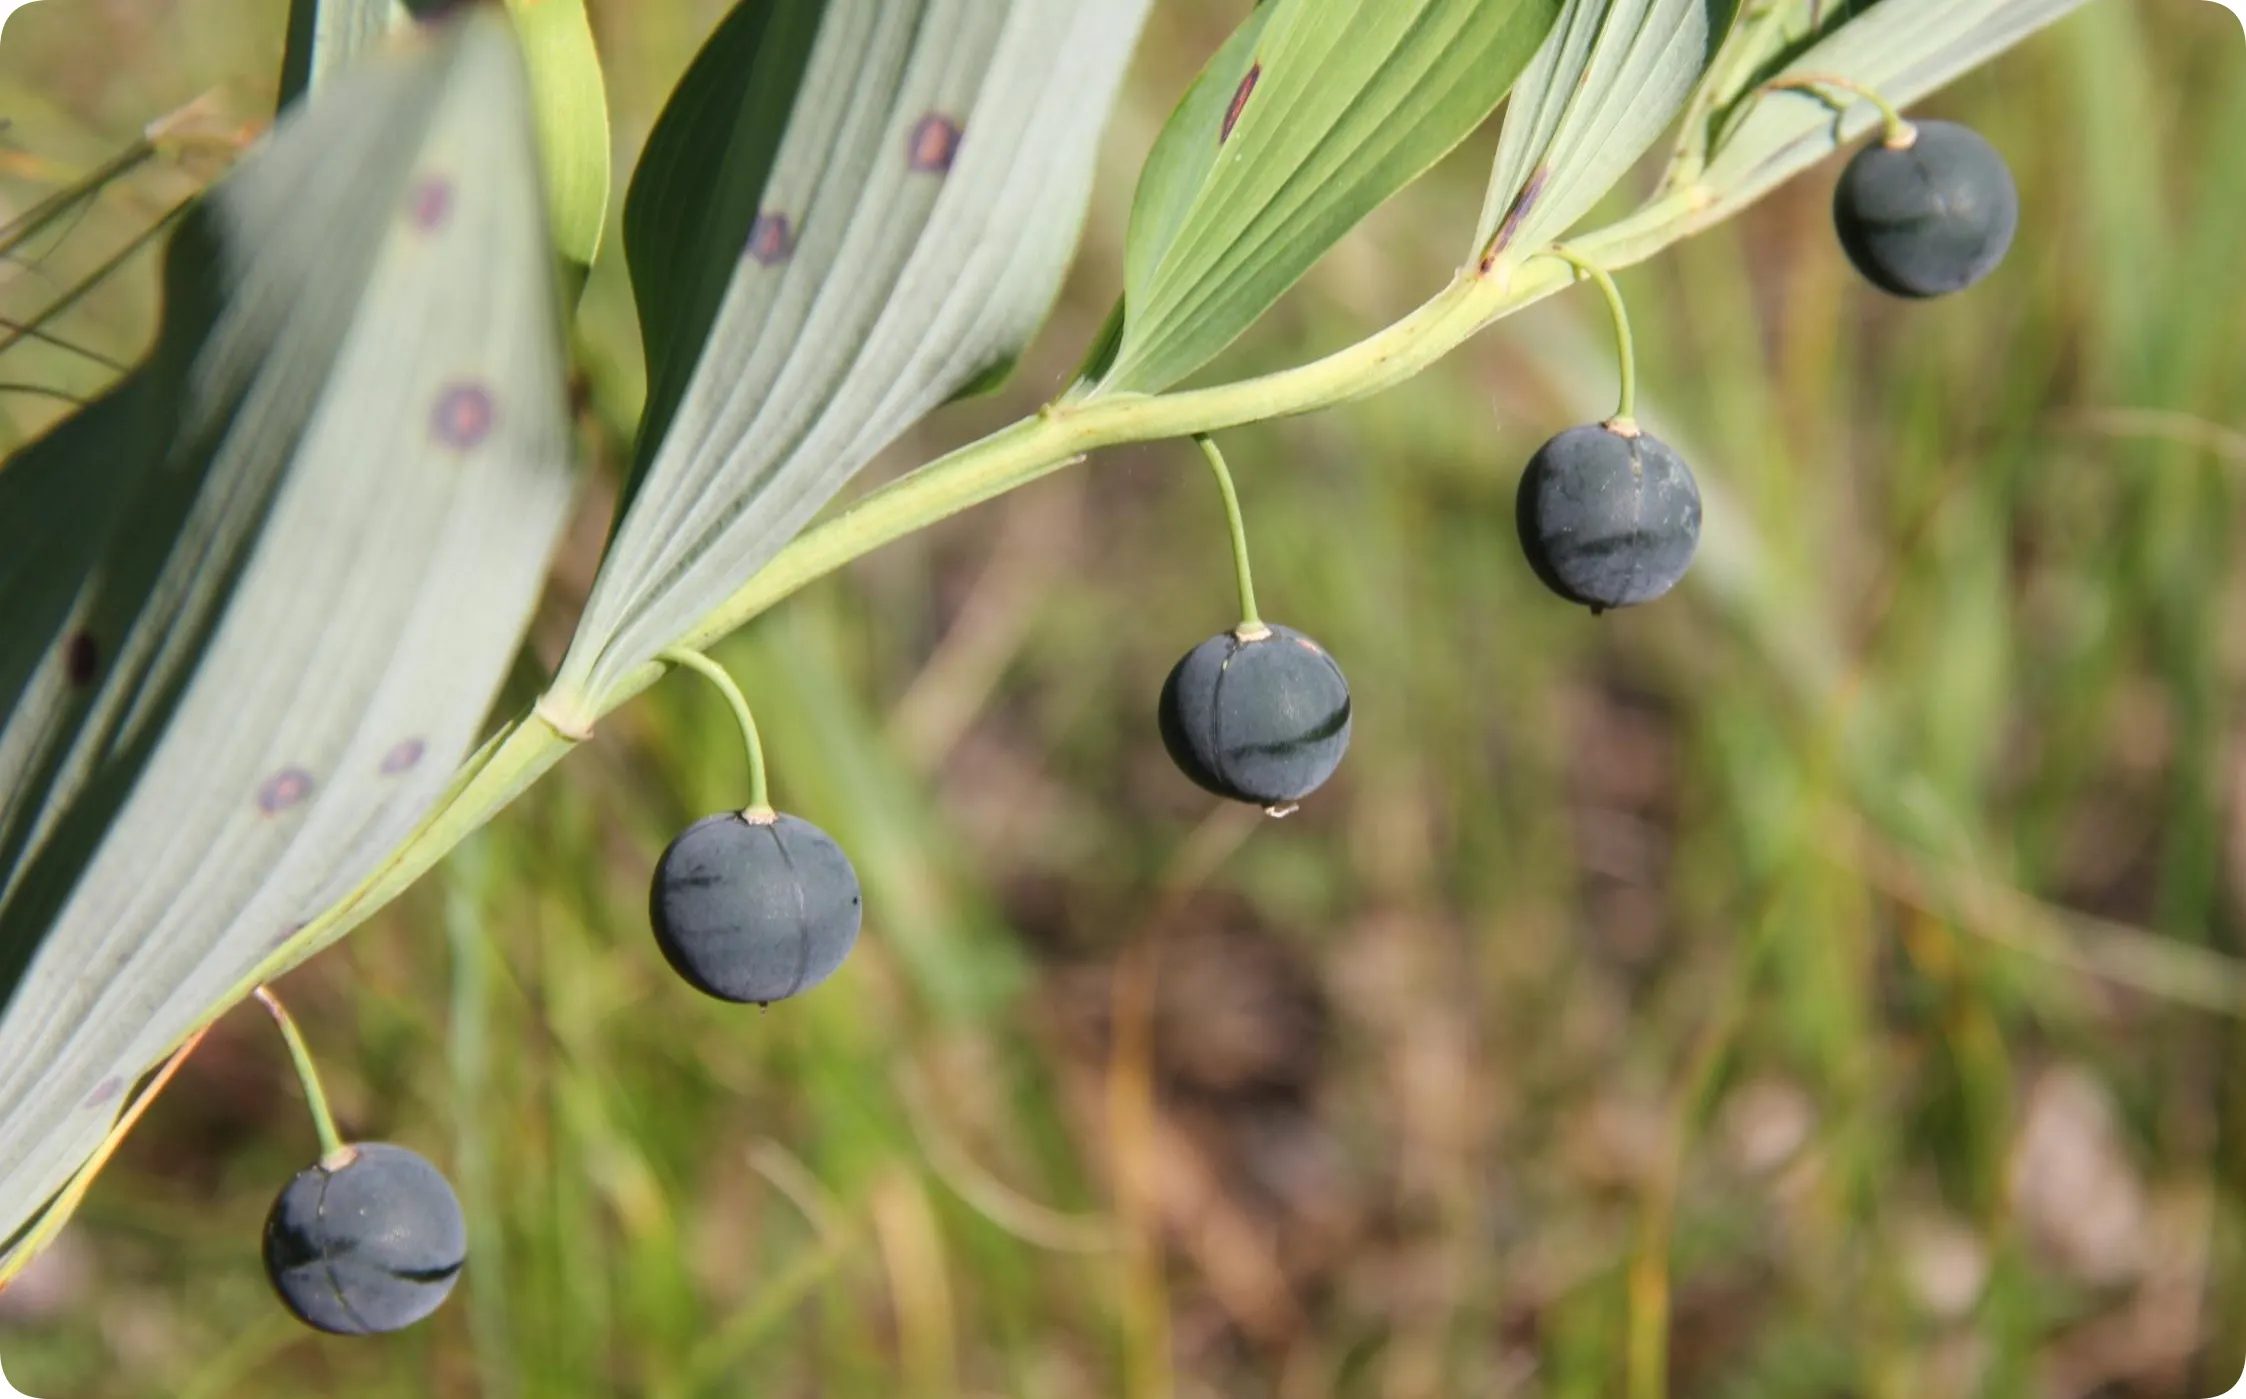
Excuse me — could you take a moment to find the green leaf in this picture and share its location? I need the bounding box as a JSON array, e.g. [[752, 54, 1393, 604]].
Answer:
[[0, 13, 573, 1261], [621, 0, 827, 502], [1677, 0, 2094, 217], [504, 0, 613, 268], [552, 0, 1153, 708], [1477, 0, 1740, 266], [1091, 0, 1562, 396]]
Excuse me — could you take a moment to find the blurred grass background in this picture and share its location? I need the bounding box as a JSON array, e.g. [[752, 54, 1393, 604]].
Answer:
[[1, 1, 2243, 1395]]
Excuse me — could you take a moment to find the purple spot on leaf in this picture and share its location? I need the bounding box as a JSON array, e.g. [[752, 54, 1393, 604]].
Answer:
[[83, 1076, 123, 1109], [257, 767, 314, 815], [907, 114, 961, 173], [1483, 164, 1551, 267], [746, 212, 796, 266], [1222, 64, 1261, 144], [432, 383, 494, 450], [380, 737, 427, 775], [65, 631, 99, 687], [408, 176, 454, 231], [272, 919, 307, 950]]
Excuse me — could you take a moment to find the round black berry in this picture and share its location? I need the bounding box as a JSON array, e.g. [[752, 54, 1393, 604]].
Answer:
[[1832, 120, 2017, 299], [262, 1142, 466, 1336], [1516, 422, 1701, 612], [649, 811, 862, 1005], [1158, 624, 1352, 807]]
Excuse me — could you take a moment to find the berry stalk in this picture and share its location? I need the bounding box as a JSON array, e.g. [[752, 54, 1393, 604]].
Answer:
[[1763, 73, 1916, 150], [1194, 434, 1264, 638], [657, 646, 772, 819], [1542, 245, 1638, 431], [253, 987, 352, 1169], [213, 189, 1706, 1036]]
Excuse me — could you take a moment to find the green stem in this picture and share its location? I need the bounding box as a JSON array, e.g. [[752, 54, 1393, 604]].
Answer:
[[1194, 435, 1262, 634], [168, 188, 1714, 1249], [253, 986, 350, 1167], [1764, 73, 1916, 150], [236, 190, 1704, 1008], [19, 176, 1811, 1276], [536, 193, 1707, 730], [658, 646, 771, 817], [1542, 245, 1638, 429]]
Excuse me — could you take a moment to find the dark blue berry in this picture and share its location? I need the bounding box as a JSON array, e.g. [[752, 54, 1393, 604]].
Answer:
[[650, 812, 862, 1005], [1158, 624, 1352, 807], [1833, 120, 2017, 299], [263, 1143, 465, 1336], [1516, 422, 1701, 612]]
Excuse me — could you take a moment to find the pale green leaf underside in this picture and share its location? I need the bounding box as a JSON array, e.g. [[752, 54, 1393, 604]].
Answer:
[[1478, 0, 1739, 263], [0, 16, 573, 1256], [616, 0, 827, 512], [1094, 0, 1563, 396], [1683, 0, 2096, 219], [555, 0, 1153, 705]]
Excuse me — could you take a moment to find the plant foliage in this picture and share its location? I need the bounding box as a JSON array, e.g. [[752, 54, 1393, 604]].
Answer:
[[1092, 0, 1562, 394], [1478, 0, 1740, 264], [556, 0, 1155, 707], [0, 12, 573, 1260], [0, 0, 2114, 1281]]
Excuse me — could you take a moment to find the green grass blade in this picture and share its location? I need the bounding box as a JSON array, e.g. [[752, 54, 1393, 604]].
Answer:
[[0, 11, 574, 1265], [1091, 0, 1563, 396], [555, 0, 1154, 710]]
